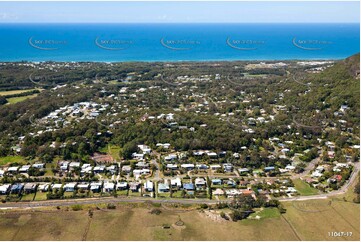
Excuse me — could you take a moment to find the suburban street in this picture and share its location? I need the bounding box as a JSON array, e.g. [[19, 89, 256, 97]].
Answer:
[[1, 162, 358, 209]]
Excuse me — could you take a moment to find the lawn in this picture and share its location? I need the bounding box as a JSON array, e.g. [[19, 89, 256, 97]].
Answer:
[[171, 190, 184, 198], [128, 191, 141, 197], [21, 193, 36, 201], [34, 192, 48, 201], [44, 163, 54, 176], [116, 190, 129, 196], [249, 207, 280, 219], [0, 156, 26, 166], [293, 178, 319, 196]]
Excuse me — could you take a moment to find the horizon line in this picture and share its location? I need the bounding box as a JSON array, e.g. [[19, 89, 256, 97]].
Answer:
[[0, 22, 360, 24]]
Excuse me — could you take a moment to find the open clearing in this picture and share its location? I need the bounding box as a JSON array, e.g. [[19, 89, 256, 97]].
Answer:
[[293, 178, 319, 196], [0, 156, 25, 166], [0, 89, 38, 96], [6, 94, 39, 104], [0, 198, 359, 241]]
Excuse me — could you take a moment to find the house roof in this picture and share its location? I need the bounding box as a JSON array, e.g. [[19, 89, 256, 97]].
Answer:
[[183, 183, 195, 190]]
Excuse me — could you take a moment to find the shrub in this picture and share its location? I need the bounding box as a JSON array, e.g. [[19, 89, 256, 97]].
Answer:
[[107, 203, 116, 209], [200, 203, 208, 209], [71, 204, 83, 211], [150, 208, 162, 215]]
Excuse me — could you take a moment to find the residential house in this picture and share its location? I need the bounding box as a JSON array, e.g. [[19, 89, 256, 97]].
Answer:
[[103, 182, 115, 193], [63, 183, 77, 192], [93, 165, 105, 174], [10, 183, 24, 194], [158, 183, 170, 193], [264, 166, 275, 172], [59, 161, 69, 171], [106, 165, 117, 174], [32, 163, 45, 169], [129, 182, 140, 192], [238, 168, 250, 175], [7, 166, 19, 174], [223, 163, 234, 173], [181, 164, 195, 170], [144, 180, 154, 192], [0, 184, 10, 195], [210, 165, 222, 171], [51, 183, 63, 190], [116, 182, 128, 191], [90, 182, 102, 193], [170, 178, 182, 188], [211, 179, 222, 186], [122, 165, 132, 174], [196, 164, 209, 170], [19, 165, 31, 173], [166, 164, 178, 170], [69, 162, 81, 170], [24, 183, 37, 194], [195, 177, 206, 188], [77, 183, 90, 191], [164, 154, 177, 162], [183, 183, 195, 191]]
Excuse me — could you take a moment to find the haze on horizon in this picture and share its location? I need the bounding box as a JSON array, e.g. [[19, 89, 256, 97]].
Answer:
[[0, 1, 359, 24]]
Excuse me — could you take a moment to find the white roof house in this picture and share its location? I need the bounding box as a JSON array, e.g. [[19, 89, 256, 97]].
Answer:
[[138, 144, 152, 154], [164, 154, 178, 162], [51, 184, 63, 189], [0, 184, 11, 194], [181, 164, 195, 169], [77, 183, 89, 190], [63, 183, 77, 191], [69, 162, 81, 168], [195, 177, 206, 186], [7, 166, 19, 172], [144, 180, 154, 191], [32, 163, 45, 169], [166, 164, 178, 170], [38, 184, 50, 192], [171, 177, 182, 187], [103, 182, 115, 191], [210, 165, 222, 170], [116, 182, 128, 189], [19, 165, 31, 173]]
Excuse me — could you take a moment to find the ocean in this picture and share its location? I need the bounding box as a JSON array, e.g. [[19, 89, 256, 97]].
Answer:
[[0, 23, 359, 62]]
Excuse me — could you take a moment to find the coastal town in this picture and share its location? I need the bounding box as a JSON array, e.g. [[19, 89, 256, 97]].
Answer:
[[0, 58, 359, 206]]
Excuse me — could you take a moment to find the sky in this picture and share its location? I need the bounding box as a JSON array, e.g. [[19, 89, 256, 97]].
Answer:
[[0, 1, 359, 23]]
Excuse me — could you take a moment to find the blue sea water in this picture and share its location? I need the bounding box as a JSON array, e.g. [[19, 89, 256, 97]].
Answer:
[[0, 23, 359, 62]]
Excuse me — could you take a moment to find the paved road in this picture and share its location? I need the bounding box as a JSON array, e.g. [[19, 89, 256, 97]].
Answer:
[[291, 156, 320, 180]]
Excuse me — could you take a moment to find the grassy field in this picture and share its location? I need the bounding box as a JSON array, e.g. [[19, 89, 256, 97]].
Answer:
[[293, 178, 319, 196], [0, 156, 26, 166], [282, 199, 360, 241], [6, 94, 39, 104], [249, 207, 280, 219], [0, 89, 38, 96], [0, 197, 358, 241], [99, 144, 121, 161]]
